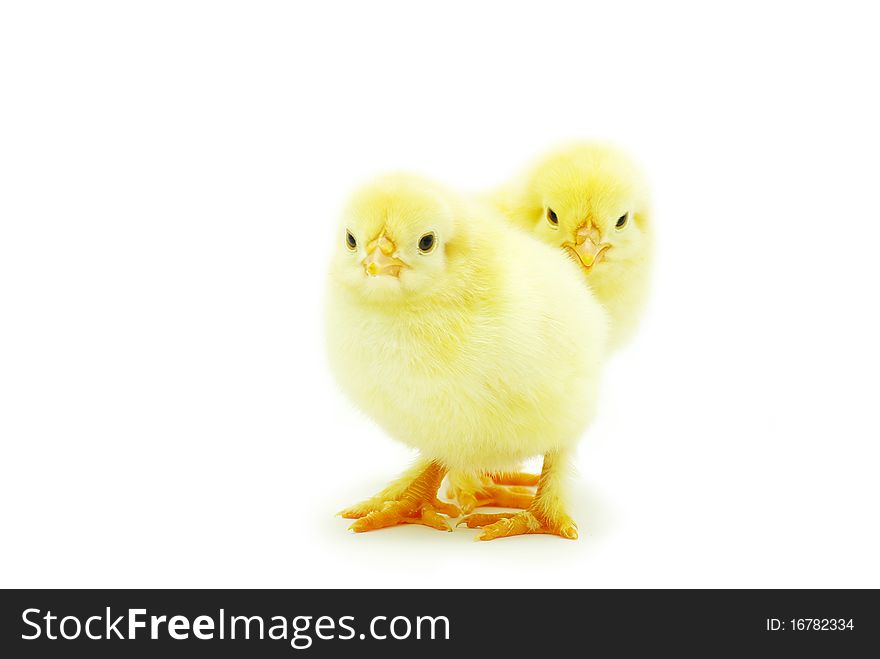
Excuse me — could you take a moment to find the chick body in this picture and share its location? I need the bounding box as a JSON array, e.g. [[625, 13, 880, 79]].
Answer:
[[328, 174, 607, 537], [326, 174, 607, 474]]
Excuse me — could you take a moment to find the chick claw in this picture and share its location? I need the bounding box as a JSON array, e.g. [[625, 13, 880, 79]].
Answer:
[[446, 472, 538, 514], [349, 497, 460, 533], [458, 510, 578, 541]]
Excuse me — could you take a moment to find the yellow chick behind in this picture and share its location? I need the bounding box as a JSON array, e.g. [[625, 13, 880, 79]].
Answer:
[[444, 143, 653, 513], [326, 173, 608, 539], [493, 141, 653, 351]]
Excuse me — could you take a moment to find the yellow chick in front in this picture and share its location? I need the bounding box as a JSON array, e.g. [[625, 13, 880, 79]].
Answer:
[[326, 173, 608, 539]]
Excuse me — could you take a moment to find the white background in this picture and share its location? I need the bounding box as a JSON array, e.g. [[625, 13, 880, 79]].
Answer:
[[2, 1, 878, 588]]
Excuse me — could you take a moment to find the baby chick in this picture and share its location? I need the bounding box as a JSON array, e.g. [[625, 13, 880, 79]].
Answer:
[[444, 143, 653, 512], [494, 141, 653, 350], [326, 173, 608, 539]]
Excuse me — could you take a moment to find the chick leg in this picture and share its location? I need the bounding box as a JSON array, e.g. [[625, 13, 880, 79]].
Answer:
[[445, 469, 538, 514], [347, 461, 460, 533], [458, 450, 578, 540]]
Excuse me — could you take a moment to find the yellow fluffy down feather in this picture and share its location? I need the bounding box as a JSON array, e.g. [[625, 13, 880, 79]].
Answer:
[[326, 173, 608, 538]]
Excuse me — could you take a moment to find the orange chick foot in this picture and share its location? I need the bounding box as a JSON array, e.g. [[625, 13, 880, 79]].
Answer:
[[344, 461, 460, 533], [349, 497, 459, 533], [445, 471, 537, 513], [458, 509, 578, 541]]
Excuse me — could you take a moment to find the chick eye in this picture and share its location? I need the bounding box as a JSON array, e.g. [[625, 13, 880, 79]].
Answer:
[[346, 230, 357, 250], [418, 232, 436, 253], [546, 208, 558, 226], [616, 213, 628, 229]]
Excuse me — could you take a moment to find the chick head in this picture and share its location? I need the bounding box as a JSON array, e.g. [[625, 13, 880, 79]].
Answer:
[[331, 173, 461, 304], [523, 142, 651, 277]]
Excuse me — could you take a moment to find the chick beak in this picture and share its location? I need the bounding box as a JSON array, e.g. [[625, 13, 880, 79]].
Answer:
[[362, 233, 407, 278], [565, 223, 610, 270]]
